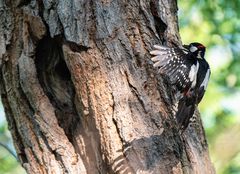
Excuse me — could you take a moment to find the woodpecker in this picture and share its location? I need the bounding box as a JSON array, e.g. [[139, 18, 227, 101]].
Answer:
[[150, 42, 210, 130]]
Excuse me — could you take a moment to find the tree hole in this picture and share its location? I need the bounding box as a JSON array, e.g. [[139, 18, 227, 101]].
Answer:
[[35, 35, 80, 141]]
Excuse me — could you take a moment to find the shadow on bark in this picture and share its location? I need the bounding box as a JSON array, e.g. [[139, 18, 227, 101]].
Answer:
[[112, 130, 185, 173]]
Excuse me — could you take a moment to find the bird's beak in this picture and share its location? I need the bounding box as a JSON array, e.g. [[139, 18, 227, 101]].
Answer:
[[183, 44, 189, 49]]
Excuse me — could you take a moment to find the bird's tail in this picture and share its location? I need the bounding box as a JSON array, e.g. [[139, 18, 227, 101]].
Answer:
[[175, 97, 196, 130]]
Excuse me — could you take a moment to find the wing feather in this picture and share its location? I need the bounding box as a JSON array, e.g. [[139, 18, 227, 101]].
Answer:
[[197, 68, 210, 103], [150, 45, 193, 91]]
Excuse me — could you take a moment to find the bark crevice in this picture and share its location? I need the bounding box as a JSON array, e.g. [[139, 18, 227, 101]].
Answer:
[[35, 35, 81, 140], [0, 0, 215, 173], [150, 0, 167, 43]]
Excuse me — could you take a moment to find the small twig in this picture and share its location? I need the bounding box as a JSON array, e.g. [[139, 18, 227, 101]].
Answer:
[[0, 141, 18, 160]]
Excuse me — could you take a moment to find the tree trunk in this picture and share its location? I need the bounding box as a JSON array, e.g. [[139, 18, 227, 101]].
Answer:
[[0, 0, 215, 173]]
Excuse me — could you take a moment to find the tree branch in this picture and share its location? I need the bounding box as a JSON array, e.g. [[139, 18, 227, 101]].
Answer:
[[0, 141, 18, 160]]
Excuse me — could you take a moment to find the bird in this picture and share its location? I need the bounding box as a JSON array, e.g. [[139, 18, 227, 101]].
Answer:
[[150, 42, 210, 130]]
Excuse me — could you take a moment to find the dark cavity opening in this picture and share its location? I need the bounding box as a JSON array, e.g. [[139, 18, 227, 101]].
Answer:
[[150, 0, 167, 43], [35, 35, 80, 141]]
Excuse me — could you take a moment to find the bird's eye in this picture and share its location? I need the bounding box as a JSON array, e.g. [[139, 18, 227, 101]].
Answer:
[[189, 45, 198, 52]]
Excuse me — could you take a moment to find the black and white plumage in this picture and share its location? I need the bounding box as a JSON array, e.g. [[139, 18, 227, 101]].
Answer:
[[150, 42, 210, 130]]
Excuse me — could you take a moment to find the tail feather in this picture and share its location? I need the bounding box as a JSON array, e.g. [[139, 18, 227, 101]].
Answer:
[[176, 97, 196, 130]]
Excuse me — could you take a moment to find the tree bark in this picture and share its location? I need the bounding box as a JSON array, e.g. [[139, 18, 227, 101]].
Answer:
[[0, 0, 215, 173]]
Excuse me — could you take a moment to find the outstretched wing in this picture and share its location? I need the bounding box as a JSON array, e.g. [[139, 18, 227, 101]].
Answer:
[[150, 45, 193, 91]]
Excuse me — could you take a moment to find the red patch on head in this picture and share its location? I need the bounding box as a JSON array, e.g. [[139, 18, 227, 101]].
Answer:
[[197, 44, 205, 49]]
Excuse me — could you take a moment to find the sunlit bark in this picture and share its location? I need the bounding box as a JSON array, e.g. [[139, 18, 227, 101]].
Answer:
[[0, 0, 215, 173]]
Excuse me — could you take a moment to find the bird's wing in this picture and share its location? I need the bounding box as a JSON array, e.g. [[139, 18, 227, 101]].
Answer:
[[150, 45, 194, 91], [197, 68, 211, 103]]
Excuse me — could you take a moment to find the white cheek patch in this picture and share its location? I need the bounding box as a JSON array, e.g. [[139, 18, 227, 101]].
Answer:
[[201, 69, 210, 89], [197, 51, 202, 59], [190, 45, 198, 52]]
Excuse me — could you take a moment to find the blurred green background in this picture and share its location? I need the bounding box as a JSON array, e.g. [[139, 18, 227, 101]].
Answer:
[[0, 104, 25, 174], [0, 0, 240, 173], [179, 0, 240, 173]]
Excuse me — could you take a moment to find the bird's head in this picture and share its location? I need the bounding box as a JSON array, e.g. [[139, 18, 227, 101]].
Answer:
[[184, 42, 206, 59], [189, 42, 206, 59]]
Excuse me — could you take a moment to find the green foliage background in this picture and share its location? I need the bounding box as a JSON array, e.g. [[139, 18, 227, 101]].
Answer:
[[0, 1, 240, 173], [0, 122, 25, 174], [179, 0, 240, 173], [0, 103, 25, 174]]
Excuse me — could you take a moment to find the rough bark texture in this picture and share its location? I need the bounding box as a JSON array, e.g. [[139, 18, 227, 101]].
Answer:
[[0, 0, 215, 173]]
